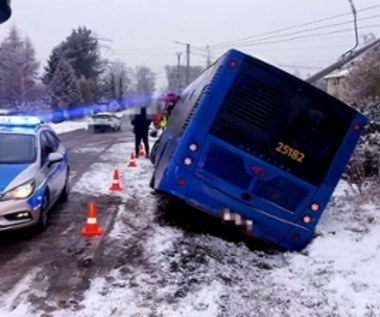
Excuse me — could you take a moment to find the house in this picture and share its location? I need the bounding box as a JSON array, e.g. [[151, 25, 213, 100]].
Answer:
[[324, 68, 350, 102]]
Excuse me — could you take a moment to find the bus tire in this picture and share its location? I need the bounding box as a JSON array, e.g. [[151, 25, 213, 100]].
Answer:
[[149, 174, 155, 188], [150, 139, 160, 164]]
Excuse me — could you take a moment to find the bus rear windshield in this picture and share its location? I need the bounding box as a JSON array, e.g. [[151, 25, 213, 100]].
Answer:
[[210, 61, 356, 185]]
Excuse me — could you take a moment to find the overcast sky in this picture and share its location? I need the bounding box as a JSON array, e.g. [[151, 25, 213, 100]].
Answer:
[[1, 0, 380, 90]]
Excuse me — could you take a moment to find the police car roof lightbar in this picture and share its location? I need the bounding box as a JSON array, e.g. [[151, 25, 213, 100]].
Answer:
[[0, 115, 41, 126]]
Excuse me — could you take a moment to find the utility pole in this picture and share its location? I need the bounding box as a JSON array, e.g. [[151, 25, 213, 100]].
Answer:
[[186, 43, 190, 86], [206, 44, 212, 67], [176, 52, 182, 93], [306, 38, 380, 84], [174, 40, 191, 87], [344, 0, 359, 56]]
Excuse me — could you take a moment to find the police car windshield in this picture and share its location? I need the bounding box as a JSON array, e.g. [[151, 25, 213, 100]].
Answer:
[[0, 133, 37, 164]]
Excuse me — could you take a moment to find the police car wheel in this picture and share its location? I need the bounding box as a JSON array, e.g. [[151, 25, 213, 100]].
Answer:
[[59, 170, 70, 202], [36, 192, 49, 232]]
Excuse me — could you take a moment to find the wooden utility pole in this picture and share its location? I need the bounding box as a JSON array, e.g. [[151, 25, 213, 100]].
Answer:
[[176, 52, 182, 93], [186, 43, 190, 86]]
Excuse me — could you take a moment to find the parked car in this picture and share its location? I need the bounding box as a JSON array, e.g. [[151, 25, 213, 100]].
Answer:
[[88, 112, 122, 133], [0, 115, 70, 232]]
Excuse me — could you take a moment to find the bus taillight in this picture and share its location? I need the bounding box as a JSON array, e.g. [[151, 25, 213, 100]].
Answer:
[[251, 166, 265, 177], [302, 215, 312, 224], [310, 202, 320, 212], [222, 208, 232, 221], [353, 123, 361, 131], [177, 178, 185, 185], [183, 157, 192, 166], [229, 60, 238, 68], [189, 143, 198, 152], [291, 233, 300, 241]]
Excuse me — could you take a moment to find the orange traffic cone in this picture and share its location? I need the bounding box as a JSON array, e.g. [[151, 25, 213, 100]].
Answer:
[[81, 201, 102, 236], [138, 144, 145, 158], [127, 152, 137, 167], [110, 169, 122, 191]]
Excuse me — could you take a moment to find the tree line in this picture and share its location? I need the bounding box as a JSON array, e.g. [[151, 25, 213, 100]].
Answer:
[[0, 25, 204, 114]]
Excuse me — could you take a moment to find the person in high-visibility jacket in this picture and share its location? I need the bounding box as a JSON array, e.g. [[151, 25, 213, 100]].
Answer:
[[160, 114, 168, 129]]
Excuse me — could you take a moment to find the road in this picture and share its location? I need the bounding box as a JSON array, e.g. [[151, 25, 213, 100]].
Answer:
[[0, 116, 279, 316], [0, 117, 138, 312]]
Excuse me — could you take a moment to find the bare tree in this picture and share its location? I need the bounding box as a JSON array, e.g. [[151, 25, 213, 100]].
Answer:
[[344, 44, 380, 102], [0, 27, 40, 108], [96, 60, 133, 106], [164, 65, 203, 93], [132, 65, 156, 106]]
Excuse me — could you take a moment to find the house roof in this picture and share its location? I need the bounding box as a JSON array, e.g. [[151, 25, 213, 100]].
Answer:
[[324, 68, 350, 79]]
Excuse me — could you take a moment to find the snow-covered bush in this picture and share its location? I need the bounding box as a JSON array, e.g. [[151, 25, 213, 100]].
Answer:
[[344, 100, 380, 193]]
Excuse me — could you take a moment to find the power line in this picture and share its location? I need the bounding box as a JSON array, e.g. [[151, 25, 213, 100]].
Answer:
[[190, 51, 209, 58], [113, 47, 178, 52], [112, 52, 175, 56], [238, 43, 359, 53], [270, 14, 379, 42], [279, 64, 325, 70], [221, 24, 380, 49], [210, 3, 380, 49], [212, 14, 380, 51]]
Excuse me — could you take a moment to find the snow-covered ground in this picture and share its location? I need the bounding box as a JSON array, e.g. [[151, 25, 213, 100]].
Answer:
[[49, 119, 89, 134], [1, 120, 380, 316], [48, 111, 128, 135]]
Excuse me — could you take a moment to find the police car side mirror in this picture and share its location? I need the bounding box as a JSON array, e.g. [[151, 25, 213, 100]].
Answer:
[[48, 152, 64, 164]]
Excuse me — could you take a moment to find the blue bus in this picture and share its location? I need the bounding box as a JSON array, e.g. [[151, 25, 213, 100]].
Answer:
[[150, 49, 367, 251]]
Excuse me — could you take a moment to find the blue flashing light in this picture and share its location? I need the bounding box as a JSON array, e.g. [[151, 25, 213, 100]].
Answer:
[[0, 115, 41, 126]]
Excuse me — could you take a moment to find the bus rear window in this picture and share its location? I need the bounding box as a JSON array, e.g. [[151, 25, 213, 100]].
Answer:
[[210, 63, 356, 185]]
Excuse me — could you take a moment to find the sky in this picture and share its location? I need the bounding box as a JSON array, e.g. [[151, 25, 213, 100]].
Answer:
[[0, 118, 379, 316], [0, 0, 380, 91]]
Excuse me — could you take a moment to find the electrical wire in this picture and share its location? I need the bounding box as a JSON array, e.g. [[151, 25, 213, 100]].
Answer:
[[210, 4, 380, 49], [214, 24, 380, 50], [212, 16, 380, 51], [279, 64, 327, 69]]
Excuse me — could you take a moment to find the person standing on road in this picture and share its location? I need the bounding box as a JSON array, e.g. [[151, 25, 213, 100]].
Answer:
[[131, 107, 151, 158]]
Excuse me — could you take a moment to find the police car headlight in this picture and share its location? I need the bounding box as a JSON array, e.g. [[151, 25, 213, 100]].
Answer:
[[3, 181, 35, 200]]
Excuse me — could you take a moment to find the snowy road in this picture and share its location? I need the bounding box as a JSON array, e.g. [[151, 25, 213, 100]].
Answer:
[[0, 119, 132, 312], [0, 117, 380, 316]]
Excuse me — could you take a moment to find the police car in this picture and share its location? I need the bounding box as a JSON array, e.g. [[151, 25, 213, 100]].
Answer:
[[0, 115, 70, 232]]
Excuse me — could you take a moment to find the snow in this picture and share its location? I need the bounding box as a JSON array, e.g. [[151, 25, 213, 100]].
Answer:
[[324, 68, 350, 79], [1, 120, 380, 316], [49, 120, 88, 134]]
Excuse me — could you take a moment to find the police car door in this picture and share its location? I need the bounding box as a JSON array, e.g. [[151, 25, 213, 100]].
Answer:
[[45, 131, 66, 193], [40, 131, 61, 203]]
